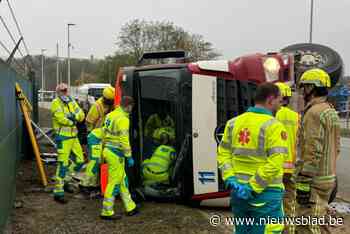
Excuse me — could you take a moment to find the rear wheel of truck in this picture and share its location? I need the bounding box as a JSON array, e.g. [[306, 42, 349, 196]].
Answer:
[[281, 43, 343, 87]]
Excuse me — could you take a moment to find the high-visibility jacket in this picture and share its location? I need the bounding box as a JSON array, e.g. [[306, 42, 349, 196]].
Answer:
[[102, 106, 131, 158], [86, 97, 111, 132], [88, 128, 103, 147], [218, 107, 288, 193], [276, 106, 300, 174], [51, 97, 85, 138], [144, 114, 175, 140], [142, 145, 176, 174]]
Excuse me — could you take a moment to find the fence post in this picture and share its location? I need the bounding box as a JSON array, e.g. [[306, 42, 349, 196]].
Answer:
[[28, 70, 38, 124]]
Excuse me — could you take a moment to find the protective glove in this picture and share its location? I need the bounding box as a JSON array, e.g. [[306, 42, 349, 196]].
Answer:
[[66, 113, 76, 123], [225, 176, 239, 190], [296, 182, 311, 205], [235, 183, 254, 200], [127, 157, 135, 168]]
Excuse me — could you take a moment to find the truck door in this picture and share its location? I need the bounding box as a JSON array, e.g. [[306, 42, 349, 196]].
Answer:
[[192, 74, 219, 195]]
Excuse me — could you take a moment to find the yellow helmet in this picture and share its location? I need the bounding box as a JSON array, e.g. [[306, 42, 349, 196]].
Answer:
[[275, 82, 292, 97], [102, 86, 115, 100], [299, 68, 331, 88]]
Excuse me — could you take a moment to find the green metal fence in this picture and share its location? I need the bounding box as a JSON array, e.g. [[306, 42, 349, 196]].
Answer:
[[0, 59, 35, 232]]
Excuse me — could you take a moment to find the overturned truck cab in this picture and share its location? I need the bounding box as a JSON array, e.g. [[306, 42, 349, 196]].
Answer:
[[115, 44, 342, 207]]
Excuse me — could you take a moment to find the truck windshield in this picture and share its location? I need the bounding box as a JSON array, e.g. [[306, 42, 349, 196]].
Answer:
[[88, 88, 104, 99]]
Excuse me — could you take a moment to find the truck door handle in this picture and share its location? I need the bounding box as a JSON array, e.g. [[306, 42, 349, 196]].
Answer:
[[193, 132, 199, 138]]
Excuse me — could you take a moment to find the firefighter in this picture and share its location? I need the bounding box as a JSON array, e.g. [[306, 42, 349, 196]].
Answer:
[[142, 132, 176, 185], [218, 82, 288, 234], [79, 128, 103, 191], [51, 83, 85, 204], [100, 96, 138, 220], [296, 68, 340, 234], [86, 86, 115, 132], [275, 82, 300, 234]]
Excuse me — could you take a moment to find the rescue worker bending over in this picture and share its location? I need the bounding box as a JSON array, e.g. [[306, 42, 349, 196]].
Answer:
[[275, 82, 300, 234], [79, 128, 103, 191], [86, 86, 115, 132], [142, 132, 176, 185], [218, 83, 288, 234], [100, 96, 138, 220], [51, 83, 85, 204], [144, 111, 175, 142], [296, 68, 340, 234]]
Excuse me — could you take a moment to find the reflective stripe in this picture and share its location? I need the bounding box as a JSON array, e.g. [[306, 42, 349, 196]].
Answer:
[[233, 148, 265, 157], [280, 119, 296, 126], [102, 205, 114, 211], [283, 162, 295, 169], [105, 142, 123, 149], [255, 174, 268, 188], [227, 119, 236, 147], [105, 128, 129, 136], [236, 173, 282, 186], [267, 147, 288, 156], [258, 119, 277, 150], [219, 141, 231, 150], [56, 127, 78, 134], [220, 163, 232, 171], [142, 162, 168, 171], [104, 197, 115, 203], [235, 173, 252, 181]]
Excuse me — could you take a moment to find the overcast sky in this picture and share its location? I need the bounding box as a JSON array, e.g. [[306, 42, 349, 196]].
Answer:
[[1, 0, 349, 74]]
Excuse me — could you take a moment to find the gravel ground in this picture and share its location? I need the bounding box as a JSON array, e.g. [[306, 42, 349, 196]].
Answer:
[[5, 107, 350, 233]]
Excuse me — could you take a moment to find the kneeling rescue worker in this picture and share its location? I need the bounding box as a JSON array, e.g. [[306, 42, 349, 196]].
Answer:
[[51, 83, 85, 204], [80, 128, 103, 191], [218, 82, 288, 234], [142, 132, 176, 186], [100, 96, 138, 220]]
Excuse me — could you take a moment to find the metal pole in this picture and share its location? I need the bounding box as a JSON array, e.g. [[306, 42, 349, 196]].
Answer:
[[56, 43, 59, 87], [67, 24, 70, 88], [41, 49, 46, 91], [309, 0, 314, 43]]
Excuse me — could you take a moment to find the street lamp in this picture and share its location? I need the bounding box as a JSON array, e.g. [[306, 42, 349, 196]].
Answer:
[[67, 23, 76, 88], [309, 0, 314, 43], [41, 48, 46, 91]]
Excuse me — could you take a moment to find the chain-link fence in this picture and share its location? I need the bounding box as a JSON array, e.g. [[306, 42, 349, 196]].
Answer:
[[0, 59, 36, 231]]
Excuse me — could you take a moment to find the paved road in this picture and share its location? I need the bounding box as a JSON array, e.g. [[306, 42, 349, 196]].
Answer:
[[337, 138, 350, 200]]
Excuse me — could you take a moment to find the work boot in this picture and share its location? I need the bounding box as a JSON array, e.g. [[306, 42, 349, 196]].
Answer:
[[54, 196, 68, 204], [100, 214, 122, 220], [126, 208, 139, 216], [64, 183, 76, 193]]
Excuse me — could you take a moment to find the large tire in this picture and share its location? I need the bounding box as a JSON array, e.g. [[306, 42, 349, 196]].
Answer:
[[281, 43, 343, 87]]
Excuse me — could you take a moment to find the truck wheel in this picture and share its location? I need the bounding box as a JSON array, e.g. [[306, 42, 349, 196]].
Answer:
[[281, 43, 343, 87], [328, 177, 338, 204]]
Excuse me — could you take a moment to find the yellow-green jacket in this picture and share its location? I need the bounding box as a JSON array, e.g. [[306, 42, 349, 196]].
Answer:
[[102, 106, 131, 158], [51, 97, 85, 137], [276, 106, 300, 174], [218, 107, 288, 193], [86, 97, 110, 132]]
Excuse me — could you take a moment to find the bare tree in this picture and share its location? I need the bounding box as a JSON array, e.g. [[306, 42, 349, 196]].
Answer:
[[117, 19, 221, 61]]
